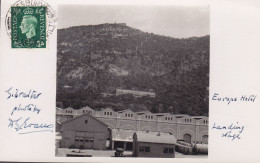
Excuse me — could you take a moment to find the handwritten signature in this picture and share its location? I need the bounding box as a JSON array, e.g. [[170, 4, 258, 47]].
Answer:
[[8, 117, 54, 134]]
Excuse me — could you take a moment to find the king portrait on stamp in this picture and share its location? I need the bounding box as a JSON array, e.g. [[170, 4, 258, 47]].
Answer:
[[19, 9, 38, 39], [11, 7, 46, 48]]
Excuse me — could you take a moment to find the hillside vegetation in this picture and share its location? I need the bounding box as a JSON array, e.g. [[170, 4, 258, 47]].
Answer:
[[56, 23, 209, 116]]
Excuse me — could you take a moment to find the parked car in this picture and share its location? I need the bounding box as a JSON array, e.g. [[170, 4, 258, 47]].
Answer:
[[114, 148, 125, 157]]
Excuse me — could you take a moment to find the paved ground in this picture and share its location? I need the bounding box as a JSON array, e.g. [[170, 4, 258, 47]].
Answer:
[[56, 148, 207, 158], [175, 152, 207, 158]]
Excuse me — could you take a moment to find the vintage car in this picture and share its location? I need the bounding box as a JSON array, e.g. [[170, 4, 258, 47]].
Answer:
[[114, 148, 125, 157]]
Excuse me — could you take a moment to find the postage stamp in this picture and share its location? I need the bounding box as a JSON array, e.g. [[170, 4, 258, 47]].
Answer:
[[5, 0, 56, 49], [11, 7, 46, 48]]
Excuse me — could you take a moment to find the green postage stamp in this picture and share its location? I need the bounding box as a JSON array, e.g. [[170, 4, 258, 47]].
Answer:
[[11, 7, 46, 48]]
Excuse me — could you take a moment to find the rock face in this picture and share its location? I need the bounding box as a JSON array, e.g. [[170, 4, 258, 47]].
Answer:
[[57, 23, 209, 116]]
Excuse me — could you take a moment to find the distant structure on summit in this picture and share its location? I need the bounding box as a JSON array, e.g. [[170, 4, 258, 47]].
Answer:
[[116, 89, 156, 98]]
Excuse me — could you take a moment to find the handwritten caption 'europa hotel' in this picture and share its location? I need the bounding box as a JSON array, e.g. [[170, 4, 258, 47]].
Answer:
[[212, 93, 256, 105], [210, 93, 256, 141]]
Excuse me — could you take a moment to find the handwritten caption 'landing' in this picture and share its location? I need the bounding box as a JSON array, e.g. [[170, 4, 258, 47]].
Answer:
[[212, 122, 245, 141]]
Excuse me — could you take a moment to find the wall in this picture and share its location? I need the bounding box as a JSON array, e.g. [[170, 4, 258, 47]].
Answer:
[[57, 108, 208, 143], [60, 115, 110, 150], [135, 142, 175, 158]]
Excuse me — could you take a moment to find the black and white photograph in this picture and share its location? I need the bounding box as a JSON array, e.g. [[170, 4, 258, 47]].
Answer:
[[55, 4, 209, 158]]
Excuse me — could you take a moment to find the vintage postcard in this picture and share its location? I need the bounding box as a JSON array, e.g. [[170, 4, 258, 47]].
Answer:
[[55, 4, 209, 158], [0, 0, 260, 162]]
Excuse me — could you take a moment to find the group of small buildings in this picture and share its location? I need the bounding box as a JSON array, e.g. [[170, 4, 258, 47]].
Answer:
[[56, 106, 208, 157]]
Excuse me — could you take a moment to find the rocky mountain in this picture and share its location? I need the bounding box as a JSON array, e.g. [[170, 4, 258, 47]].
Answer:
[[56, 23, 209, 116]]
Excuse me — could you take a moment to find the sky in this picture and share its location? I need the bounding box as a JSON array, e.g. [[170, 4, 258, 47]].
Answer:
[[58, 5, 209, 38]]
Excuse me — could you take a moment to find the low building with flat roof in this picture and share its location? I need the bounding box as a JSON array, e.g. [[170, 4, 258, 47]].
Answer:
[[133, 132, 177, 157], [116, 89, 155, 98]]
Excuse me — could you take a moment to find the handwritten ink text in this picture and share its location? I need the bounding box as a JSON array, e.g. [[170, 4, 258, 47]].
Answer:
[[8, 117, 54, 134], [212, 122, 245, 141], [212, 93, 256, 104], [5, 87, 42, 99], [11, 103, 41, 115]]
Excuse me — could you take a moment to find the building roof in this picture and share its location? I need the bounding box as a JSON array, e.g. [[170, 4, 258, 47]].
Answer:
[[116, 89, 155, 95], [56, 107, 62, 111], [101, 107, 114, 112], [61, 113, 109, 128], [136, 111, 152, 115], [112, 129, 135, 142], [64, 107, 74, 110], [174, 114, 188, 118], [111, 129, 176, 144], [79, 106, 94, 111], [134, 132, 177, 144], [154, 113, 172, 116], [117, 109, 133, 113], [191, 116, 206, 120]]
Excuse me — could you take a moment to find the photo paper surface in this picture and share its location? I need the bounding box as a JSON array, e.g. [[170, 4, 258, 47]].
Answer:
[[0, 0, 260, 162]]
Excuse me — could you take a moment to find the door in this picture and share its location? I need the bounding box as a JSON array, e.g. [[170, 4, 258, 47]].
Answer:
[[183, 133, 192, 143], [202, 135, 208, 144]]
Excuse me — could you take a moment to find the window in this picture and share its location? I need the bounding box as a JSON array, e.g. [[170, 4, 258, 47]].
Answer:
[[151, 116, 153, 119], [139, 146, 145, 152], [148, 115, 150, 119], [131, 114, 133, 117], [85, 120, 88, 124], [163, 147, 174, 154], [110, 112, 112, 116], [125, 113, 127, 117], [75, 137, 80, 142], [104, 112, 107, 115], [145, 115, 148, 119], [165, 117, 167, 120], [171, 117, 173, 121], [139, 146, 150, 152], [83, 110, 85, 113]]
